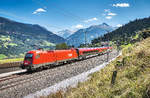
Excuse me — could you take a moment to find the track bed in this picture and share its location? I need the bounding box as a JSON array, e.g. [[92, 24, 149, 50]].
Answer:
[[0, 50, 118, 98]]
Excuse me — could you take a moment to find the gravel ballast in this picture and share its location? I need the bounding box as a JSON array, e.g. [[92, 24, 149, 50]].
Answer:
[[0, 50, 118, 98]]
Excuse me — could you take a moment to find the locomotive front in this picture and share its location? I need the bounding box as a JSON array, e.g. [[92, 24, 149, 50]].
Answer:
[[21, 51, 34, 70]]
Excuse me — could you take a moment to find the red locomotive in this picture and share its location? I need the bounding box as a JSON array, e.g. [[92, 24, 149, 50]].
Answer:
[[21, 47, 112, 71]]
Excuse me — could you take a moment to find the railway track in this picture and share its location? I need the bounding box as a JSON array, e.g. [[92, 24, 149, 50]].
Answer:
[[0, 65, 70, 91], [0, 63, 66, 91], [0, 50, 118, 98], [0, 75, 20, 82], [0, 53, 101, 91], [0, 72, 50, 91], [0, 51, 112, 93]]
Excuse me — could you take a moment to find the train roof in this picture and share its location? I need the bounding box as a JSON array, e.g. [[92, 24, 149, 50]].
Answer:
[[77, 46, 110, 49], [27, 50, 49, 54]]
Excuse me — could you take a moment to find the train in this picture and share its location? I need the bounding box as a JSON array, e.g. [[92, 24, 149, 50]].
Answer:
[[21, 47, 112, 71]]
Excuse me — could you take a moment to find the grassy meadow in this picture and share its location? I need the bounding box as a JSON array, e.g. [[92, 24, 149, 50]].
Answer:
[[0, 58, 23, 64]]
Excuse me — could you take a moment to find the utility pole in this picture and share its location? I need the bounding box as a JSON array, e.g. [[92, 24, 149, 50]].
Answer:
[[85, 31, 87, 47], [116, 40, 120, 55], [106, 30, 110, 62], [107, 40, 110, 62]]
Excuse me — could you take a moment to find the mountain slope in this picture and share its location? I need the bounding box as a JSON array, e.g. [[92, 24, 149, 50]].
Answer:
[[0, 16, 66, 58], [56, 29, 74, 39], [67, 23, 114, 47], [92, 17, 150, 45]]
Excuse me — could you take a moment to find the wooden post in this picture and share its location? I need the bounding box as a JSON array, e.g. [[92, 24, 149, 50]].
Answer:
[[122, 58, 125, 66], [107, 51, 109, 62], [111, 70, 118, 86]]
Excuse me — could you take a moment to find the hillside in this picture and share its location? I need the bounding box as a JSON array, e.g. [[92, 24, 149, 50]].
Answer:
[[56, 29, 74, 39], [0, 16, 66, 59], [45, 32, 150, 98], [92, 17, 150, 45], [67, 23, 114, 47]]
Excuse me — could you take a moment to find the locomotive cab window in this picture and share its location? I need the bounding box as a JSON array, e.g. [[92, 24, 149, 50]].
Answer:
[[25, 53, 33, 60], [25, 53, 33, 58]]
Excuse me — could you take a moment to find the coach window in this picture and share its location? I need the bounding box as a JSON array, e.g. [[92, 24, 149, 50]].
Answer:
[[36, 54, 40, 59]]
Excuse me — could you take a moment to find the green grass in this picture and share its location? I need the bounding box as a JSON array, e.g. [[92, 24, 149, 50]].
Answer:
[[133, 33, 139, 39], [3, 42, 18, 48], [43, 37, 150, 98], [121, 43, 132, 49], [0, 35, 11, 41], [0, 58, 23, 64], [0, 54, 7, 60], [41, 41, 56, 47], [8, 43, 17, 46]]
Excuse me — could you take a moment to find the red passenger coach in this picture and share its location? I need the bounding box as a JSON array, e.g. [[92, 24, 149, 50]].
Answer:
[[78, 47, 105, 56]]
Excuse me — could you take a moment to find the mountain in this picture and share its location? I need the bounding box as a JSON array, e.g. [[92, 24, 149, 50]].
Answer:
[[0, 16, 66, 58], [57, 29, 74, 39], [66, 23, 114, 47], [92, 17, 150, 45]]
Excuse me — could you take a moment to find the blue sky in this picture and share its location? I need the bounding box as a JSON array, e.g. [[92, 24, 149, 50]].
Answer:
[[0, 0, 150, 33]]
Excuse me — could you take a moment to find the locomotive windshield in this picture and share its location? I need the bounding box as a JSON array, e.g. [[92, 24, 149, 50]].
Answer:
[[25, 53, 33, 60], [25, 53, 33, 58], [24, 53, 33, 65]]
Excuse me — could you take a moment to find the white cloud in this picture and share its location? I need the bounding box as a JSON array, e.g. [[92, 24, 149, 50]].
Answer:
[[90, 35, 94, 38], [102, 9, 117, 19], [73, 24, 84, 29], [108, 12, 117, 16], [116, 24, 123, 27], [105, 16, 112, 19], [84, 17, 98, 23], [32, 8, 46, 14], [112, 3, 130, 7]]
